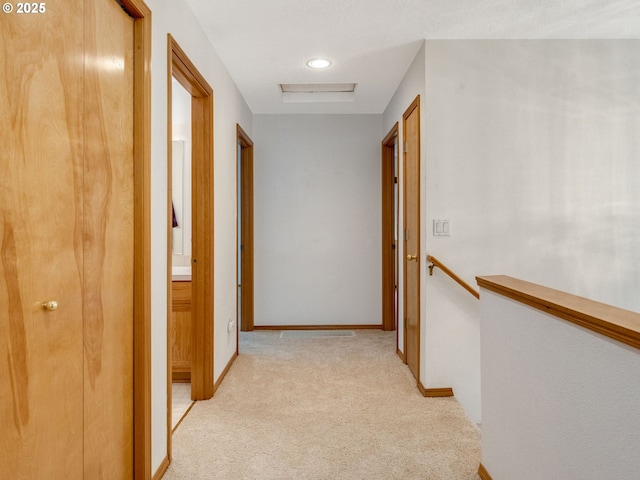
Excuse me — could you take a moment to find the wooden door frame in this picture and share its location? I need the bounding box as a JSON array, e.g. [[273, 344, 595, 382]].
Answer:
[[167, 34, 215, 459], [119, 0, 152, 478], [381, 123, 399, 333], [402, 95, 421, 382], [237, 124, 255, 335]]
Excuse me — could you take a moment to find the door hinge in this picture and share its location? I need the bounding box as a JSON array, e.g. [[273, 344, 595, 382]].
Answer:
[[404, 229, 408, 241], [403, 141, 407, 153], [394, 176, 398, 184]]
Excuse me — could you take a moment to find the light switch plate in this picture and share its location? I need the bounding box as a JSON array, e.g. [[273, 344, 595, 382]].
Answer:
[[433, 219, 450, 236]]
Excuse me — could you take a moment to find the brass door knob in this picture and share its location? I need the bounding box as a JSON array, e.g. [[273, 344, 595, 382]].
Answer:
[[43, 300, 58, 312], [406, 254, 418, 261]]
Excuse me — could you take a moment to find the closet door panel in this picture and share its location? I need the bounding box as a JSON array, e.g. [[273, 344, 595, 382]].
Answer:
[[0, 2, 85, 478], [82, 0, 135, 477]]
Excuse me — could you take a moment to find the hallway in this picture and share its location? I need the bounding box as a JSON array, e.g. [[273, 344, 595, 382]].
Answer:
[[164, 330, 480, 479]]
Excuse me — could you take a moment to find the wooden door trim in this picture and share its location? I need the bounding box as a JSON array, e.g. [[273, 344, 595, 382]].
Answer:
[[237, 124, 255, 335], [381, 123, 398, 333], [167, 34, 215, 463], [402, 95, 421, 382], [117, 0, 153, 477]]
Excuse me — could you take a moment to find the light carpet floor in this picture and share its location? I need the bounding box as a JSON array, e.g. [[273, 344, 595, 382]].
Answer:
[[164, 330, 481, 480]]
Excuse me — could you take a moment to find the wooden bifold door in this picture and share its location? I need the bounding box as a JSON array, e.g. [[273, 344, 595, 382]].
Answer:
[[0, 0, 136, 477]]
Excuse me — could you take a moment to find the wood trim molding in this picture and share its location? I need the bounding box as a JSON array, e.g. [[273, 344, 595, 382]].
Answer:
[[152, 456, 170, 480], [417, 382, 454, 398], [169, 37, 213, 97], [381, 122, 399, 332], [171, 402, 196, 433], [396, 348, 406, 363], [237, 124, 255, 333], [189, 75, 215, 402], [237, 124, 254, 147], [478, 463, 493, 480], [382, 121, 399, 146], [214, 352, 238, 393], [476, 275, 640, 350], [165, 33, 174, 467], [253, 324, 384, 331], [119, 0, 153, 477]]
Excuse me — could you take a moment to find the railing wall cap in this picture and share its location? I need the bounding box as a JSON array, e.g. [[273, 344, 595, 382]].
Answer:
[[476, 275, 640, 350]]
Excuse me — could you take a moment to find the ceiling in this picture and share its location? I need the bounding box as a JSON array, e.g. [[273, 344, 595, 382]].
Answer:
[[185, 0, 640, 115]]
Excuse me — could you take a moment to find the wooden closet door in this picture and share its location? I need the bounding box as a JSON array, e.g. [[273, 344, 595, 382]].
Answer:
[[83, 0, 134, 477], [0, 2, 85, 478], [0, 1, 135, 477]]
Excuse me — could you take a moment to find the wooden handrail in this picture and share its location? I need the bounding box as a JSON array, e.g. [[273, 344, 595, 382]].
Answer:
[[427, 255, 480, 299]]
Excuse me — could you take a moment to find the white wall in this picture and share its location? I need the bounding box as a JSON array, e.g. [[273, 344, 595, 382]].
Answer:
[[424, 40, 640, 310], [382, 43, 425, 360], [418, 40, 640, 424], [480, 288, 640, 479], [145, 0, 253, 472], [252, 114, 383, 326]]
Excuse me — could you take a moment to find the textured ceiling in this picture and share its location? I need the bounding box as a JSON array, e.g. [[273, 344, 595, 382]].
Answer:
[[185, 0, 640, 114]]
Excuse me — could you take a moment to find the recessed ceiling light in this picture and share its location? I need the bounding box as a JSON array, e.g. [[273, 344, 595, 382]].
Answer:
[[306, 58, 332, 69]]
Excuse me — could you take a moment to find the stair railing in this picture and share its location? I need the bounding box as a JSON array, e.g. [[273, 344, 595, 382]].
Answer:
[[426, 255, 480, 299]]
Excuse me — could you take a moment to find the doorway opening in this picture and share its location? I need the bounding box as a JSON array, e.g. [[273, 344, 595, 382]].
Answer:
[[237, 125, 255, 338], [169, 79, 195, 430], [381, 123, 399, 338], [167, 34, 215, 460]]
